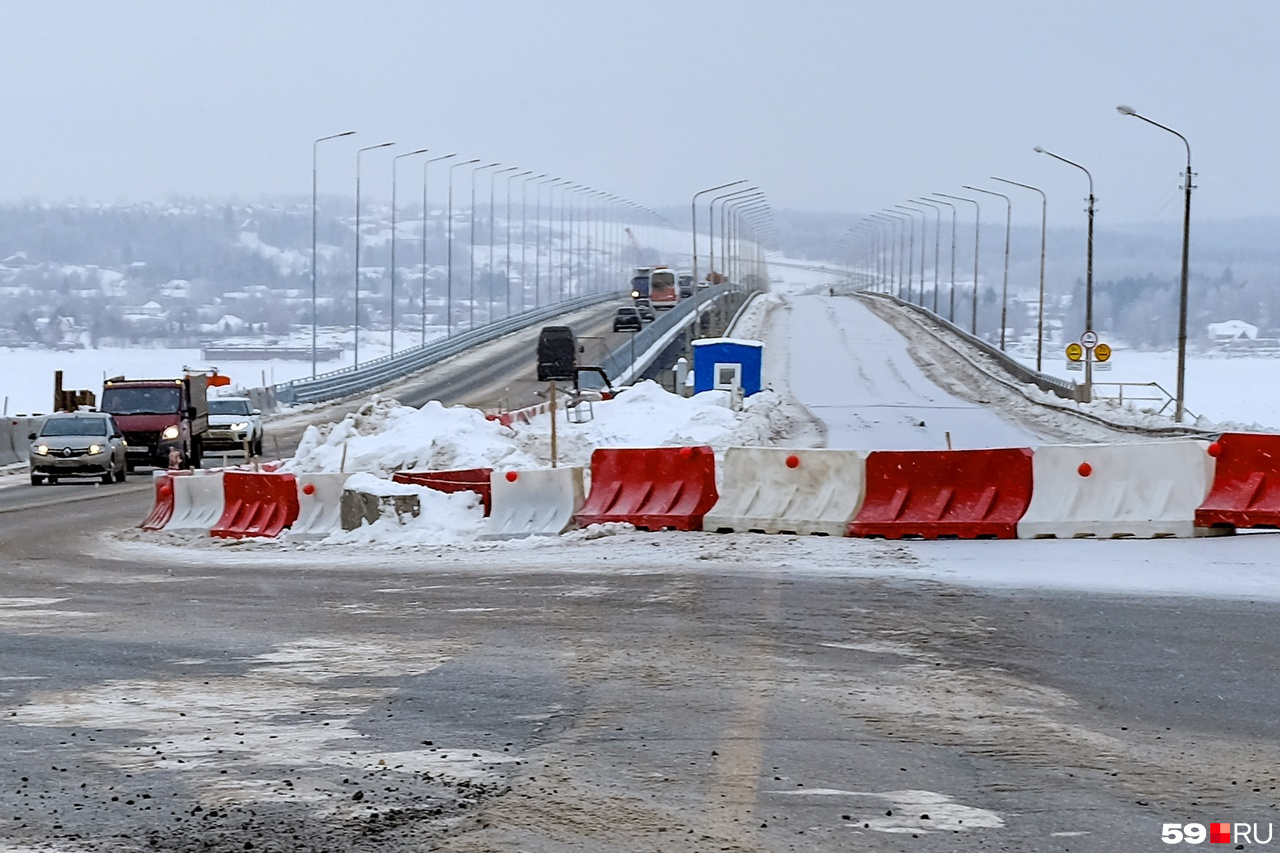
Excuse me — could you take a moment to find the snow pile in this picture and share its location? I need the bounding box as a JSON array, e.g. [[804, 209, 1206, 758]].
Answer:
[[284, 396, 537, 477], [319, 480, 489, 548]]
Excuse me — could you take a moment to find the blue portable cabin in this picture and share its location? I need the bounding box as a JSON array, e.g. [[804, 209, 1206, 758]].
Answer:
[[691, 338, 764, 396]]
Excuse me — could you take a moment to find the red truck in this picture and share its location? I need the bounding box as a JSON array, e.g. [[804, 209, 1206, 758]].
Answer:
[[100, 373, 210, 469]]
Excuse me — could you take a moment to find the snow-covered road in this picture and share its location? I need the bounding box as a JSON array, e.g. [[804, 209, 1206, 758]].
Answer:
[[761, 294, 1054, 450]]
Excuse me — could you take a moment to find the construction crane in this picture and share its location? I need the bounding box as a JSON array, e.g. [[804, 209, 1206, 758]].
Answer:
[[623, 227, 647, 266]]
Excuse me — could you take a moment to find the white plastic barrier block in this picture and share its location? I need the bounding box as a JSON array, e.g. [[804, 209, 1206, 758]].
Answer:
[[480, 467, 585, 540], [166, 471, 226, 532], [289, 473, 353, 538], [1018, 440, 1217, 539], [703, 447, 868, 536]]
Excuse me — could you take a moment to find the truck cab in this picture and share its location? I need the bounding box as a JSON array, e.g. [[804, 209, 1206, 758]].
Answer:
[[100, 374, 209, 469]]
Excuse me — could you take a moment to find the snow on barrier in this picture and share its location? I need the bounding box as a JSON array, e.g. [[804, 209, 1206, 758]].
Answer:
[[165, 471, 227, 533], [210, 471, 300, 539], [575, 446, 718, 531], [480, 467, 585, 540], [1018, 440, 1216, 539], [1195, 433, 1280, 531], [486, 401, 553, 428], [140, 470, 178, 530], [392, 468, 494, 516], [290, 472, 353, 538], [703, 447, 868, 536], [850, 447, 1033, 540]]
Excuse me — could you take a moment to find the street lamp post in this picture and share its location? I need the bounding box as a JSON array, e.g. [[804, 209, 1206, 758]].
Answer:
[[893, 205, 920, 304], [505, 169, 532, 316], [469, 162, 501, 330], [389, 147, 429, 356], [908, 200, 942, 313], [992, 176, 1048, 370], [354, 141, 395, 367], [928, 197, 957, 322], [715, 189, 762, 283], [934, 193, 981, 335], [446, 158, 481, 337], [311, 130, 355, 379], [519, 173, 545, 311], [532, 176, 560, 308], [421, 153, 457, 345], [1118, 104, 1194, 422], [963, 186, 1012, 350], [488, 165, 518, 319], [1035, 146, 1095, 402], [692, 181, 747, 289]]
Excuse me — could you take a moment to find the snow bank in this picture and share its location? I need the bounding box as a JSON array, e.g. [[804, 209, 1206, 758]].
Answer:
[[319, 483, 489, 548]]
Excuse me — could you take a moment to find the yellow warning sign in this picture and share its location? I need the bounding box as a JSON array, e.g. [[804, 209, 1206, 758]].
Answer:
[[1065, 342, 1084, 362], [1094, 342, 1112, 362]]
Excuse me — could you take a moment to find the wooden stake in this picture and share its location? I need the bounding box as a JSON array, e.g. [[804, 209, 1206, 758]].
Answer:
[[549, 381, 558, 468], [945, 431, 953, 450]]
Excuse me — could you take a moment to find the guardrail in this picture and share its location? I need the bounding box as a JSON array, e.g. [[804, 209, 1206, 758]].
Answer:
[[859, 291, 1079, 401], [274, 292, 617, 405]]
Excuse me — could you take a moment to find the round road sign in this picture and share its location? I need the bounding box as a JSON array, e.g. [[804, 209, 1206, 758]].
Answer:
[[1065, 342, 1084, 362], [1080, 330, 1099, 348], [1094, 342, 1112, 362]]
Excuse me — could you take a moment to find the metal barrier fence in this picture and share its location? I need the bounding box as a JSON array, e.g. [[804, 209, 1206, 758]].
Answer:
[[274, 292, 616, 405], [859, 291, 1079, 401]]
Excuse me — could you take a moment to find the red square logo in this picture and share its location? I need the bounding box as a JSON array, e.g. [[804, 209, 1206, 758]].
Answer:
[[1210, 823, 1232, 844]]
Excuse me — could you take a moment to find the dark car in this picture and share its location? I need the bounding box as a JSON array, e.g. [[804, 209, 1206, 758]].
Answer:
[[613, 306, 643, 332], [537, 325, 579, 382], [634, 299, 656, 322]]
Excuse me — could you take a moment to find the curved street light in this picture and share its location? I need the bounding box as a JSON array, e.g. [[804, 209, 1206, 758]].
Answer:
[[692, 181, 748, 288], [389, 147, 430, 355], [469, 162, 502, 330], [504, 169, 532, 316], [488, 166, 518, 319], [420, 153, 457, 345], [907, 199, 942, 313], [963, 186, 1012, 350], [1118, 104, 1194, 422], [1034, 146, 1095, 401], [926, 197, 957, 322], [532, 176, 561, 307], [992, 176, 1048, 370], [893, 205, 921, 304], [934, 193, 982, 334], [354, 142, 395, 367], [446, 158, 481, 337], [716, 189, 763, 281], [518, 172, 546, 311], [311, 130, 355, 378]]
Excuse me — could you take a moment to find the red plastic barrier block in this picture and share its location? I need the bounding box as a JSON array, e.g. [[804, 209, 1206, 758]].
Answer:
[[140, 472, 176, 531], [210, 471, 300, 539], [575, 446, 718, 531], [850, 447, 1033, 540], [393, 468, 494, 516], [1195, 433, 1280, 530]]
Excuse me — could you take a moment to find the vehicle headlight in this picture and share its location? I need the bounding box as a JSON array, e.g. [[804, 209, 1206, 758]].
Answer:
[[230, 422, 248, 431], [161, 425, 180, 440], [88, 444, 102, 455], [34, 444, 49, 456]]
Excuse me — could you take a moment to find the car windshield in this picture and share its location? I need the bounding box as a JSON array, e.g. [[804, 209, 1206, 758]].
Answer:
[[209, 399, 252, 415], [40, 417, 109, 437], [101, 386, 181, 415]]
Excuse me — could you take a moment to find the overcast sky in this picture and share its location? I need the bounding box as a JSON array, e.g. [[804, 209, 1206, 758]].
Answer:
[[5, 1, 1276, 226]]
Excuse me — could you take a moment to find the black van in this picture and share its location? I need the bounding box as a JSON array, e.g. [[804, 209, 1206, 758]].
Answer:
[[537, 326, 579, 382]]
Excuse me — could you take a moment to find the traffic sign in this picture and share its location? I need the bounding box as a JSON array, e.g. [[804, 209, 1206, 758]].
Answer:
[[1094, 361, 1112, 371], [1065, 342, 1084, 362], [1066, 361, 1083, 371], [1080, 330, 1099, 348], [1094, 342, 1112, 362]]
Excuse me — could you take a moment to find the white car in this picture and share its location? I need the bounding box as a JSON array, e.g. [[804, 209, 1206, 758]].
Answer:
[[206, 396, 264, 456]]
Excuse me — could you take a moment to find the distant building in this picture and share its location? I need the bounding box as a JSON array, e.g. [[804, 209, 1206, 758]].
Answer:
[[1206, 320, 1258, 341]]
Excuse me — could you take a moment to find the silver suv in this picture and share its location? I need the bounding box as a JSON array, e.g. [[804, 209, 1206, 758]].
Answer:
[[29, 412, 128, 486], [206, 396, 264, 456]]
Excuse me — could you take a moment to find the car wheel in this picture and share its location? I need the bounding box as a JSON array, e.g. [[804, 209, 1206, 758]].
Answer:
[[115, 461, 126, 482], [48, 475, 59, 485], [253, 437, 264, 457], [101, 470, 114, 485], [29, 474, 43, 486]]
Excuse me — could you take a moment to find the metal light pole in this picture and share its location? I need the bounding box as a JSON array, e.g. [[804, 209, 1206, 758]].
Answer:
[[1118, 104, 1194, 422], [504, 169, 531, 316], [717, 189, 763, 282], [519, 173, 544, 311], [468, 162, 501, 330], [311, 130, 355, 378], [532, 176, 559, 308], [992, 177, 1048, 370], [934, 193, 981, 335], [871, 214, 896, 292], [487, 165, 517, 320], [692, 180, 747, 288], [928, 197, 957, 322], [354, 141, 395, 367], [1035, 146, 1095, 402], [420, 153, 456, 346], [389, 147, 429, 356], [908, 200, 942, 313], [446, 158, 481, 337], [882, 211, 909, 298], [893, 205, 920, 304], [963, 186, 1012, 350]]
